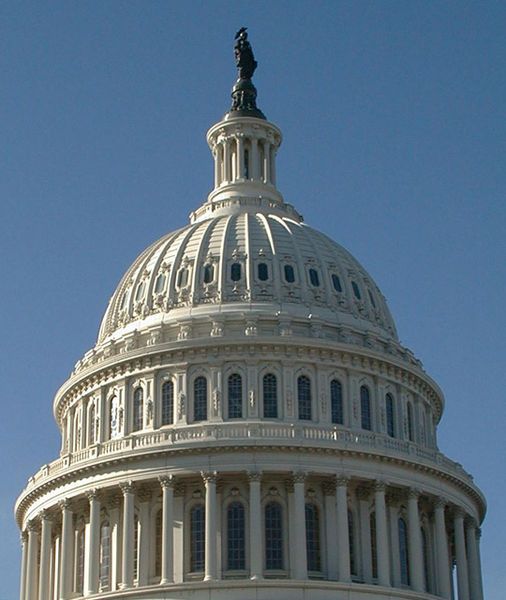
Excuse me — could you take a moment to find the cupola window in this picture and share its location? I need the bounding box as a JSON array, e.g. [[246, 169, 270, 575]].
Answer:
[[154, 273, 166, 294], [265, 501, 283, 570], [398, 518, 410, 585], [352, 281, 362, 300], [330, 379, 343, 425], [231, 263, 242, 282], [297, 375, 312, 420], [161, 380, 174, 426], [258, 262, 269, 281], [263, 373, 278, 418], [226, 501, 246, 570], [305, 503, 321, 572], [386, 393, 395, 437], [177, 268, 189, 288], [368, 289, 377, 308], [119, 291, 128, 310], [309, 268, 320, 287], [227, 373, 243, 419], [203, 264, 214, 284], [190, 504, 205, 572], [284, 264, 295, 283], [132, 387, 144, 432], [135, 281, 145, 302], [360, 385, 371, 430], [193, 376, 207, 422], [331, 273, 343, 293], [244, 148, 250, 179]]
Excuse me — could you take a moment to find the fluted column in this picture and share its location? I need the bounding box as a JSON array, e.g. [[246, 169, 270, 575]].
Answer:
[[223, 139, 231, 182], [407, 489, 424, 592], [434, 498, 452, 599], [159, 476, 174, 584], [202, 472, 217, 581], [323, 480, 337, 580], [138, 489, 151, 586], [26, 521, 39, 600], [20, 532, 28, 600], [374, 481, 390, 587], [214, 146, 221, 187], [292, 472, 307, 579], [454, 509, 470, 600], [248, 472, 262, 580], [120, 481, 135, 589], [85, 490, 100, 595], [466, 518, 483, 600], [59, 500, 73, 600], [336, 476, 351, 583], [38, 512, 53, 600]]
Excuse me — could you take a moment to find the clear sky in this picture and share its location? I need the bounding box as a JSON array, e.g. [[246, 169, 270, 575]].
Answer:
[[1, 1, 505, 597]]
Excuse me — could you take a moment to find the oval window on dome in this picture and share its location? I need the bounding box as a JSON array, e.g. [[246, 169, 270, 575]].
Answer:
[[309, 268, 320, 287], [177, 268, 189, 288], [231, 263, 242, 282], [351, 281, 361, 300], [284, 264, 295, 283], [203, 264, 214, 284], [368, 289, 377, 308], [135, 281, 145, 302], [258, 262, 269, 281], [331, 273, 342, 293], [154, 274, 166, 294]]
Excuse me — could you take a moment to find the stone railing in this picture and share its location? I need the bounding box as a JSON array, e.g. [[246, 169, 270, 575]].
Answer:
[[24, 422, 472, 492]]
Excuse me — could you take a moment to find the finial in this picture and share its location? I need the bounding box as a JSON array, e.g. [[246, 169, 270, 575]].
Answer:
[[225, 28, 266, 120]]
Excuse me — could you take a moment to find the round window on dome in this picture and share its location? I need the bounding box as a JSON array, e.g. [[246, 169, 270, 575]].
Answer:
[[258, 262, 269, 281], [203, 264, 214, 284], [284, 264, 295, 283], [309, 268, 320, 287], [231, 263, 242, 282], [331, 273, 342, 293], [351, 281, 361, 300]]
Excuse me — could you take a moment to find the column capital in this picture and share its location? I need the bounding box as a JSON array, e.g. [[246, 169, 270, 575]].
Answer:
[[20, 530, 28, 544], [476, 527, 482, 539], [26, 519, 39, 534], [292, 470, 306, 484], [159, 474, 174, 489], [453, 506, 466, 520], [58, 497, 73, 511], [38, 509, 53, 524], [434, 496, 448, 509], [374, 480, 387, 493], [465, 515, 478, 529], [336, 475, 350, 488], [119, 480, 135, 495], [386, 490, 402, 505], [86, 487, 101, 502], [201, 471, 217, 484], [247, 470, 262, 483], [407, 487, 421, 500]]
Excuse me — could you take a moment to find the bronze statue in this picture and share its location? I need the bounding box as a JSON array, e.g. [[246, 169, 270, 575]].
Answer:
[[234, 27, 257, 80]]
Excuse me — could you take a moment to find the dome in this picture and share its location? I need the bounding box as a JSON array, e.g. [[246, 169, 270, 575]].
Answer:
[[97, 199, 397, 346]]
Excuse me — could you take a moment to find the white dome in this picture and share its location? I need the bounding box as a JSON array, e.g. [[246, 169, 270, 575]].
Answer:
[[98, 198, 397, 346]]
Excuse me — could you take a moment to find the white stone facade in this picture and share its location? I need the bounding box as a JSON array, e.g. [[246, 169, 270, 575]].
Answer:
[[16, 53, 485, 600]]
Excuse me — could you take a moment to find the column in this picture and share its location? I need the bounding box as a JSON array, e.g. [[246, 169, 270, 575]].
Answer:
[[434, 498, 452, 599], [59, 500, 74, 600], [137, 489, 151, 586], [85, 490, 100, 595], [374, 482, 390, 587], [270, 148, 276, 185], [292, 472, 307, 579], [407, 489, 424, 592], [263, 141, 271, 183], [223, 139, 231, 182], [26, 521, 39, 600], [237, 135, 244, 179], [336, 477, 351, 583], [250, 137, 259, 180], [52, 536, 60, 600], [20, 532, 28, 600], [66, 409, 74, 454], [173, 483, 185, 583], [202, 472, 217, 581], [475, 528, 484, 600], [323, 480, 338, 580], [109, 496, 121, 591], [357, 487, 372, 583], [248, 472, 262, 580], [159, 476, 174, 584], [454, 509, 470, 600], [214, 145, 221, 187], [38, 511, 53, 600], [120, 482, 135, 589], [387, 493, 401, 588], [466, 518, 483, 600]]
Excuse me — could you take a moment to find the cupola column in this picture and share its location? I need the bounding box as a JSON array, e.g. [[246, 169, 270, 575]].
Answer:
[[374, 482, 390, 587], [454, 508, 470, 600], [38, 512, 53, 600], [263, 141, 271, 184], [159, 476, 174, 584], [223, 140, 231, 183], [434, 498, 452, 599], [335, 476, 351, 582], [137, 489, 151, 586], [202, 473, 218, 581], [250, 137, 259, 179], [248, 472, 262, 580], [407, 489, 424, 592], [357, 487, 373, 583], [25, 522, 39, 600], [58, 500, 74, 600], [84, 490, 100, 595], [19, 532, 28, 600], [292, 472, 307, 579], [236, 135, 245, 179], [466, 518, 483, 600], [119, 482, 135, 589]]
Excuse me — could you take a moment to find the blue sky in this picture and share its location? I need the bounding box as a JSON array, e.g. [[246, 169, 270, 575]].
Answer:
[[1, 1, 505, 597]]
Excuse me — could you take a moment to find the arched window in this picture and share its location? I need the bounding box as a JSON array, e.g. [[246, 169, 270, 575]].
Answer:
[[231, 263, 242, 282], [360, 385, 372, 430], [227, 502, 246, 570], [89, 402, 96, 445], [155, 509, 162, 578], [228, 373, 243, 419], [99, 521, 111, 590], [370, 512, 377, 579], [330, 379, 343, 425], [190, 504, 205, 572], [132, 387, 144, 432], [298, 375, 312, 420], [154, 273, 166, 294], [331, 273, 342, 293], [348, 510, 357, 576], [203, 264, 214, 284], [407, 402, 415, 442], [351, 281, 361, 300], [305, 503, 321, 572], [368, 289, 377, 308], [161, 380, 174, 426], [265, 501, 283, 570], [386, 393, 395, 437], [193, 376, 207, 422], [398, 517, 410, 586], [135, 281, 145, 302], [284, 264, 295, 283], [263, 374, 278, 418], [177, 268, 188, 288], [109, 395, 121, 440], [76, 528, 85, 593], [258, 263, 269, 281], [309, 268, 320, 287]]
